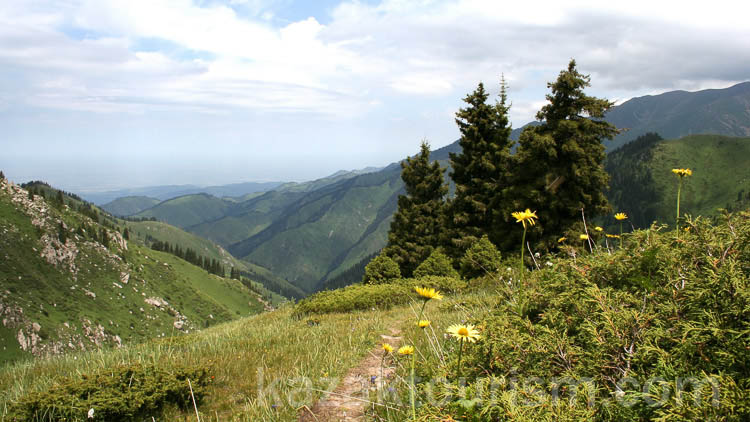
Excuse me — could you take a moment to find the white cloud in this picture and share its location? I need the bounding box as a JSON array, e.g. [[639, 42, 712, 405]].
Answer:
[[2, 0, 749, 188]]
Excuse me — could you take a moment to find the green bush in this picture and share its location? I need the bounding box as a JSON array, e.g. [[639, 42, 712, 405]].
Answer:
[[362, 253, 401, 284], [8, 363, 211, 421], [414, 248, 459, 278], [407, 212, 750, 421], [459, 235, 502, 279], [294, 276, 466, 316]]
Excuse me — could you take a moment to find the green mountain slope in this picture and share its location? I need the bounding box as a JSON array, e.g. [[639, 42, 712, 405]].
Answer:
[[606, 134, 750, 228], [135, 193, 232, 228], [101, 195, 160, 216], [228, 167, 404, 292], [0, 179, 268, 363]]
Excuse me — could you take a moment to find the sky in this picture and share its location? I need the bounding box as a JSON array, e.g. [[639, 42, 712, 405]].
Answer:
[[1, 0, 748, 193]]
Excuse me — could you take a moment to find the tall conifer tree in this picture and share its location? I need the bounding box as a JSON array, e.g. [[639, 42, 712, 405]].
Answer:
[[513, 60, 617, 248], [444, 78, 514, 256], [384, 141, 448, 277]]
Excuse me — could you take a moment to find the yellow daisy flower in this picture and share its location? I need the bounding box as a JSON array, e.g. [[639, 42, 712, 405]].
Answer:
[[557, 236, 567, 243], [398, 345, 414, 355], [594, 226, 603, 232], [414, 286, 443, 301], [417, 320, 430, 329], [671, 168, 693, 177], [579, 234, 589, 240], [614, 212, 628, 221], [382, 343, 393, 354], [605, 234, 620, 239], [511, 209, 538, 228], [446, 324, 481, 343]]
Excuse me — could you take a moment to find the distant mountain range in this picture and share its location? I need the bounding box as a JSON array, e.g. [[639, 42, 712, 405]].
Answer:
[[85, 181, 285, 206], [94, 81, 750, 294]]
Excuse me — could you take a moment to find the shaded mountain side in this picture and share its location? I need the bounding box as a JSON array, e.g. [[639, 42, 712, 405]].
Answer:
[[605, 134, 750, 229], [316, 186, 401, 285], [101, 196, 160, 217], [0, 179, 268, 363], [228, 166, 404, 292]]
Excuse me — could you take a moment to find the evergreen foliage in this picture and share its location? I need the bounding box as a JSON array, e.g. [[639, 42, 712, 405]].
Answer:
[[122, 227, 130, 240], [384, 141, 448, 276], [413, 248, 459, 278], [362, 253, 401, 284], [459, 234, 502, 279], [512, 60, 617, 249], [0, 170, 4, 180], [444, 77, 514, 256]]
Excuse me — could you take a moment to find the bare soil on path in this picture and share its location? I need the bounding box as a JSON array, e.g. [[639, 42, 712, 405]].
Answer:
[[299, 329, 402, 422]]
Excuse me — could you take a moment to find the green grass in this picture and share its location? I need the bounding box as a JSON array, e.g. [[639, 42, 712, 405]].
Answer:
[[0, 305, 407, 421], [0, 181, 268, 363], [124, 220, 287, 305], [607, 134, 750, 229]]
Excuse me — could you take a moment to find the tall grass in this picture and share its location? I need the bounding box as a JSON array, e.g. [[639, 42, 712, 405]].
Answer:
[[1, 305, 406, 421]]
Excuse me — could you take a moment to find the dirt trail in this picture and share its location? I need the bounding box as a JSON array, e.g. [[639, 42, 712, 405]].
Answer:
[[299, 329, 402, 422]]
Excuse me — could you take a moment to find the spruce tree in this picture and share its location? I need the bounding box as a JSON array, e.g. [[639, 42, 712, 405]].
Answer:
[[0, 170, 4, 180], [513, 60, 617, 248], [383, 140, 448, 277], [444, 78, 514, 257]]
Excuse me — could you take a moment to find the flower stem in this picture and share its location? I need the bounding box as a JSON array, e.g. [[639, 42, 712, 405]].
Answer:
[[676, 177, 683, 239], [455, 337, 464, 380], [410, 355, 416, 421], [519, 225, 527, 281], [619, 221, 623, 248], [410, 300, 428, 421]]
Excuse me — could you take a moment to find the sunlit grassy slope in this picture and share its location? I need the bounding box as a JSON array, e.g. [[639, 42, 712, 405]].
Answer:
[[607, 134, 750, 228], [0, 305, 407, 421], [0, 180, 269, 363]]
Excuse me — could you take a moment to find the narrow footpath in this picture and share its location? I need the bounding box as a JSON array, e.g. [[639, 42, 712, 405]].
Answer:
[[299, 330, 402, 422]]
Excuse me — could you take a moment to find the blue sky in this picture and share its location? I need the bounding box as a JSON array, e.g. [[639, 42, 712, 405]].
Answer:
[[1, 0, 748, 192]]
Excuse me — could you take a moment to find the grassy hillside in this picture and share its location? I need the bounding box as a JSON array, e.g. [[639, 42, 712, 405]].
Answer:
[[123, 220, 288, 305], [100, 195, 160, 216], [0, 179, 268, 363], [606, 134, 750, 228]]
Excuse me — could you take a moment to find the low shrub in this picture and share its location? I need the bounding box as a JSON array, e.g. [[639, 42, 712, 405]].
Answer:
[[362, 253, 401, 284], [384, 212, 750, 421], [294, 276, 466, 316], [459, 234, 502, 279], [414, 249, 459, 278], [8, 363, 211, 422]]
